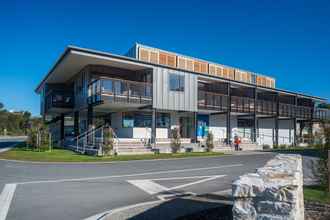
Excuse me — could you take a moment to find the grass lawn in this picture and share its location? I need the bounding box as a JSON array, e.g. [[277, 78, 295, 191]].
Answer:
[[0, 145, 225, 162], [304, 185, 330, 204]]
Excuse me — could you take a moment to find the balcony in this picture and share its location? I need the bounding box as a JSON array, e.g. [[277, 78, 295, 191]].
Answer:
[[88, 77, 152, 106], [45, 90, 74, 113], [198, 91, 228, 111]]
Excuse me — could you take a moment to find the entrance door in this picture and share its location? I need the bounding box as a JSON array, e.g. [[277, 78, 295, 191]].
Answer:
[[197, 114, 209, 139], [179, 117, 193, 138]]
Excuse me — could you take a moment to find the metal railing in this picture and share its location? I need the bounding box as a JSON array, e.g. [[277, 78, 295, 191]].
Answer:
[[88, 77, 152, 105], [197, 91, 228, 111], [45, 90, 73, 111]]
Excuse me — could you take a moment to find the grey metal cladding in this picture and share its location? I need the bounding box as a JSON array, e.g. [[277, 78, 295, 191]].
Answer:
[[152, 67, 197, 112]]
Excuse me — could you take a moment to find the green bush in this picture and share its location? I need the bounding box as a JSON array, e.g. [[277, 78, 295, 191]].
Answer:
[[103, 127, 114, 156], [171, 128, 181, 153], [262, 144, 271, 150], [206, 132, 214, 152], [279, 144, 287, 149]]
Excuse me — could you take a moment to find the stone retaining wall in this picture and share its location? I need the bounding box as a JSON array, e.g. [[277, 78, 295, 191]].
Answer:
[[232, 154, 304, 220]]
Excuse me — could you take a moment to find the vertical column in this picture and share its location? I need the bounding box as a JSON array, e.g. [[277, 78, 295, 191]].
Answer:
[[274, 94, 279, 147], [192, 112, 197, 143], [87, 105, 94, 130], [309, 101, 315, 145], [60, 113, 65, 142], [74, 111, 79, 137], [226, 83, 231, 145], [252, 88, 257, 143], [151, 109, 156, 145], [293, 96, 298, 146], [87, 105, 94, 145]]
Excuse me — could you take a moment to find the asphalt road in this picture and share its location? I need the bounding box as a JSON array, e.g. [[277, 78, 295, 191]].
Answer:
[[0, 152, 275, 220]]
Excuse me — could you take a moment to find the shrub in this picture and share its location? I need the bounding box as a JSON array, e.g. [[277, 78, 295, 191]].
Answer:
[[103, 127, 114, 156], [262, 144, 271, 150], [206, 132, 214, 152], [279, 144, 287, 149], [170, 128, 181, 153]]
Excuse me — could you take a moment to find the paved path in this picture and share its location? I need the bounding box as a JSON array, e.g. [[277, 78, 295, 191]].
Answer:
[[0, 137, 26, 153], [0, 152, 274, 220]]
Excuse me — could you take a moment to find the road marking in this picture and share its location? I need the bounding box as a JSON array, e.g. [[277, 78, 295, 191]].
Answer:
[[14, 163, 242, 185], [0, 184, 17, 220], [169, 175, 225, 190], [127, 175, 226, 199], [127, 180, 169, 195]]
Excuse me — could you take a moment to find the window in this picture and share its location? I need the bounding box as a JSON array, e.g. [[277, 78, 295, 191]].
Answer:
[[122, 113, 134, 128], [122, 112, 152, 128], [157, 113, 170, 128], [169, 73, 184, 92]]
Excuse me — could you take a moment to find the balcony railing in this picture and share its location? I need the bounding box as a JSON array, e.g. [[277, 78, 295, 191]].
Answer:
[[198, 91, 228, 111], [45, 90, 74, 111], [231, 96, 255, 113], [197, 91, 325, 120], [88, 77, 152, 105]]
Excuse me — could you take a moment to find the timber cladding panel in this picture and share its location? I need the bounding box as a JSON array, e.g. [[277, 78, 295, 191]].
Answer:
[[136, 44, 276, 88], [159, 51, 176, 68]]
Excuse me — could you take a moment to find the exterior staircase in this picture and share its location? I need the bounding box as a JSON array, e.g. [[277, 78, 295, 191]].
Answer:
[[115, 139, 153, 155], [239, 138, 262, 151]]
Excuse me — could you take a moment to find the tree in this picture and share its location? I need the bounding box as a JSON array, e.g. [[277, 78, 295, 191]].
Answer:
[[170, 128, 181, 153], [206, 132, 214, 152], [103, 126, 114, 156], [0, 102, 3, 109]]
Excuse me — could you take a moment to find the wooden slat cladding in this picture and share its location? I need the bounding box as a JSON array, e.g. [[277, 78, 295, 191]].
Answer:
[[193, 61, 208, 74], [138, 47, 159, 64], [223, 68, 234, 80], [235, 70, 252, 83], [177, 56, 194, 71], [137, 45, 276, 88], [159, 52, 176, 67], [257, 76, 267, 87]]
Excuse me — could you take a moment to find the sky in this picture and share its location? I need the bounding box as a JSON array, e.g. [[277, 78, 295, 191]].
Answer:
[[1, 0, 330, 116]]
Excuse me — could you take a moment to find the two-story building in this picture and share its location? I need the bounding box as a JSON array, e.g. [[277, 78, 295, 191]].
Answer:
[[35, 43, 328, 154]]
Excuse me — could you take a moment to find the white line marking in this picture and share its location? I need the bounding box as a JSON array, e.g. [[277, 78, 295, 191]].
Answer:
[[169, 175, 225, 190], [127, 175, 226, 198], [149, 175, 221, 181], [0, 184, 17, 220], [127, 180, 169, 195], [14, 164, 242, 185]]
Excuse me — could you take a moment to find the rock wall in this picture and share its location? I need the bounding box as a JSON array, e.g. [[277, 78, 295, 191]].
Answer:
[[232, 154, 304, 220]]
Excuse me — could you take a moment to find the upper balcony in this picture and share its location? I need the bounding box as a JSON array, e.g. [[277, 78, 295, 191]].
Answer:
[[88, 77, 152, 108], [197, 90, 327, 120], [44, 89, 74, 114]]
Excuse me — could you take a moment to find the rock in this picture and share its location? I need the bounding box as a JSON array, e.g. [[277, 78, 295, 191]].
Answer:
[[232, 154, 304, 220]]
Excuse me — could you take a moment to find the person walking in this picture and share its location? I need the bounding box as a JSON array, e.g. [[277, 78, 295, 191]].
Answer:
[[234, 135, 241, 151]]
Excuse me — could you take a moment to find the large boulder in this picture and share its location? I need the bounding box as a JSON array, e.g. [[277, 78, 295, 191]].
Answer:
[[232, 154, 304, 220]]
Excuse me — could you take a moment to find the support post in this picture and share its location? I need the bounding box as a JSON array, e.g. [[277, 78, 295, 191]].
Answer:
[[252, 88, 257, 143], [193, 112, 197, 143], [60, 113, 65, 143], [226, 83, 231, 145], [274, 94, 279, 147], [87, 105, 94, 145], [74, 111, 79, 137], [293, 117, 297, 146], [151, 109, 156, 146]]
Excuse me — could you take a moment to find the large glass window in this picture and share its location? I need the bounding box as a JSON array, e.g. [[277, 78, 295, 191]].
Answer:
[[122, 113, 134, 128], [157, 113, 170, 128], [169, 73, 184, 92], [122, 112, 152, 128]]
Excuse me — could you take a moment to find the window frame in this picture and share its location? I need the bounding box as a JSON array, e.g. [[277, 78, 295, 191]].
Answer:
[[169, 73, 185, 92]]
